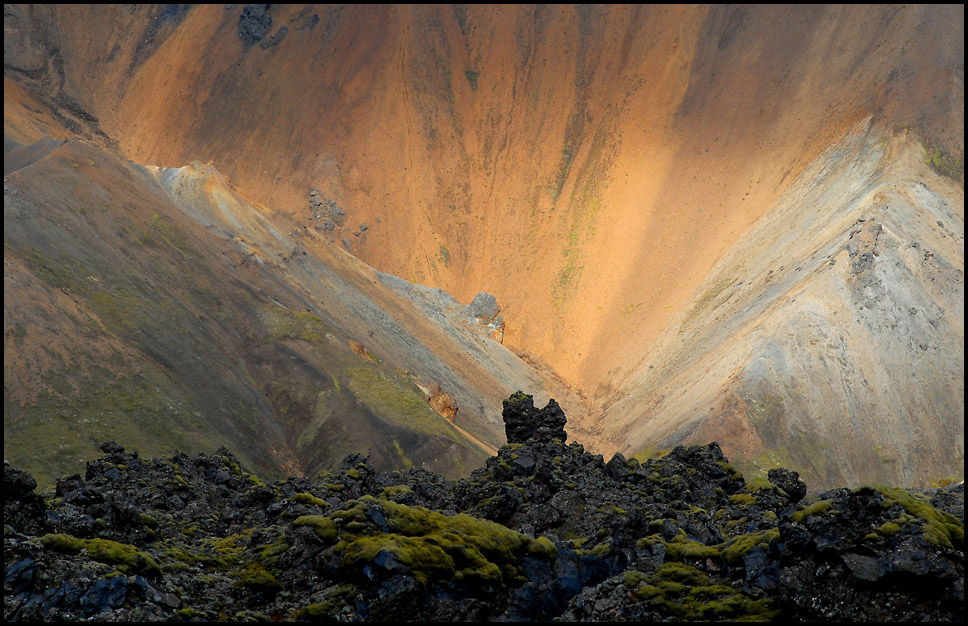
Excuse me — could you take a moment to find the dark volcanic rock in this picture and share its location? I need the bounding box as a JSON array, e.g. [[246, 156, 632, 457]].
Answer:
[[237, 4, 271, 45], [768, 467, 807, 504], [502, 391, 568, 445], [2, 395, 964, 622]]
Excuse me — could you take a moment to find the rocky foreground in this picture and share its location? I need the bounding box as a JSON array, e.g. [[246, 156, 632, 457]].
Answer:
[[4, 393, 964, 622]]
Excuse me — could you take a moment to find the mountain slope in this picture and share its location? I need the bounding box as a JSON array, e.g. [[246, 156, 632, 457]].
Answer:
[[3, 103, 580, 486], [604, 121, 964, 487], [3, 4, 963, 489]]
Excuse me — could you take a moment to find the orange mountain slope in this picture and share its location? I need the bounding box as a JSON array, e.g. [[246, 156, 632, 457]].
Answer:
[[4, 4, 963, 488]]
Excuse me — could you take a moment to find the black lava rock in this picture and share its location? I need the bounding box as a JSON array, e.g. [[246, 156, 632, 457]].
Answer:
[[502, 391, 568, 445], [2, 395, 963, 622]]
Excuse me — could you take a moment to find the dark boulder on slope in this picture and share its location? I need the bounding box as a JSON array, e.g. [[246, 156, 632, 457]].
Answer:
[[237, 5, 271, 45], [3, 394, 964, 621]]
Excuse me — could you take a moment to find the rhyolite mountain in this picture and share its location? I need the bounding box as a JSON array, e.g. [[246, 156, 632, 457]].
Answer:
[[3, 4, 964, 490], [3, 394, 964, 621]]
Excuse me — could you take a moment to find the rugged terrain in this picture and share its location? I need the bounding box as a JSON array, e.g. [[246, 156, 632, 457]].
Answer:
[[3, 4, 965, 489], [3, 112, 586, 487], [4, 394, 964, 622]]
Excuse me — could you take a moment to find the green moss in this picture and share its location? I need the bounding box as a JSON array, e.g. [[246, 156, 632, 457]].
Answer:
[[159, 542, 226, 570], [723, 517, 749, 534], [139, 513, 158, 528], [639, 528, 778, 567], [874, 521, 901, 536], [717, 461, 744, 481], [40, 534, 161, 578], [922, 142, 964, 181], [624, 562, 777, 620], [381, 484, 413, 498], [742, 477, 778, 493], [720, 529, 778, 565], [343, 521, 368, 533], [180, 523, 198, 537], [232, 563, 282, 594], [204, 528, 256, 564], [259, 534, 290, 565], [622, 569, 649, 588], [729, 493, 757, 506], [341, 534, 460, 587], [293, 515, 339, 542], [333, 497, 552, 589], [875, 485, 964, 549], [39, 533, 85, 553], [662, 535, 717, 561], [298, 583, 357, 619], [293, 492, 329, 508], [243, 471, 266, 488], [647, 519, 668, 534], [654, 562, 708, 586], [176, 608, 209, 620], [791, 499, 834, 523], [528, 536, 558, 560]]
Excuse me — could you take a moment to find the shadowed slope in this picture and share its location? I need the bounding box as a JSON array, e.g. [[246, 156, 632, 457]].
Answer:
[[3, 98, 581, 486]]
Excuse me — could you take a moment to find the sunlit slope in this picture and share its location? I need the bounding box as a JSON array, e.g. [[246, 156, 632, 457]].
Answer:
[[7, 4, 960, 390], [4, 4, 963, 488], [608, 122, 963, 488]]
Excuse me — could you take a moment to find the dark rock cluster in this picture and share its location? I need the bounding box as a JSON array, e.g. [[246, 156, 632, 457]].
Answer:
[[308, 189, 346, 236], [237, 5, 272, 46], [4, 393, 964, 621]]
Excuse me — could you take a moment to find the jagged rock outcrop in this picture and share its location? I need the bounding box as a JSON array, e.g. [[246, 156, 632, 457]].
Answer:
[[4, 395, 963, 622], [502, 390, 568, 445]]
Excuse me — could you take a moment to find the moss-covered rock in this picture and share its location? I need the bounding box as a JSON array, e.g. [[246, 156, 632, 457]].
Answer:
[[40, 533, 162, 578], [330, 496, 555, 589]]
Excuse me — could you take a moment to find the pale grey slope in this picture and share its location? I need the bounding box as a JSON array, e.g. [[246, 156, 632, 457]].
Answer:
[[149, 162, 586, 449], [606, 120, 964, 489]]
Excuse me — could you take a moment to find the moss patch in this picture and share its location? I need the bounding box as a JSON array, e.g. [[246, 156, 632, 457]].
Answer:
[[293, 492, 329, 509], [791, 499, 834, 524], [294, 515, 339, 542], [874, 486, 964, 549], [626, 562, 776, 621], [638, 527, 778, 567], [40, 533, 162, 578], [332, 497, 555, 588]]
